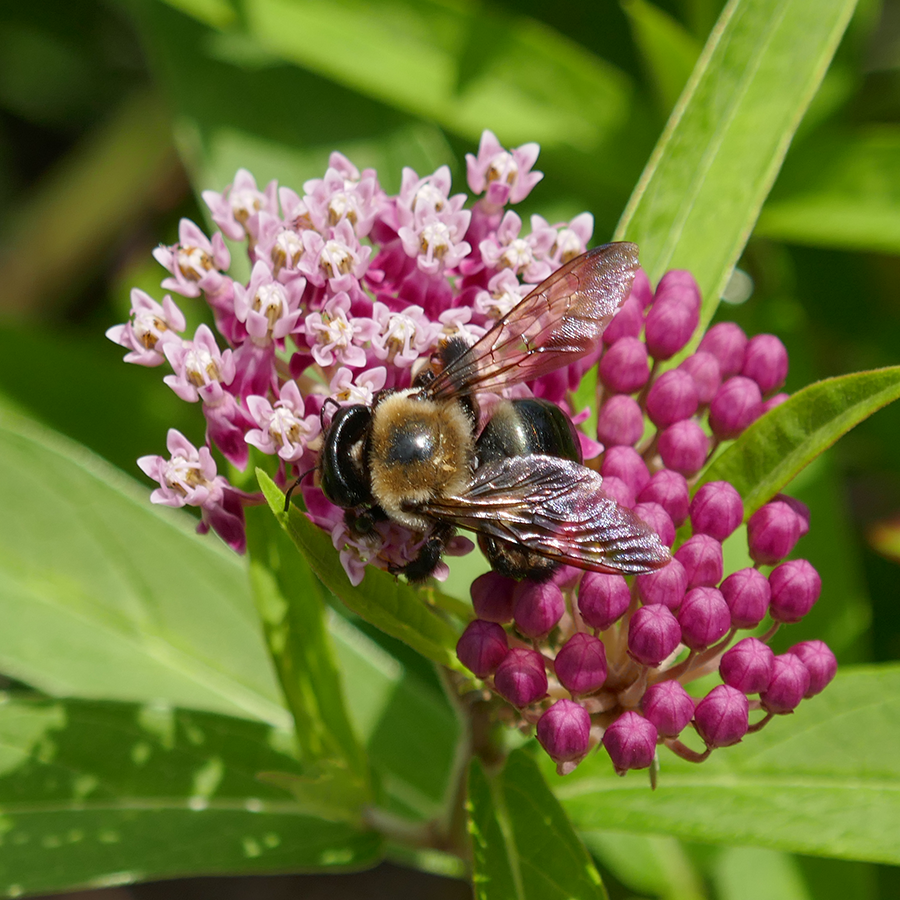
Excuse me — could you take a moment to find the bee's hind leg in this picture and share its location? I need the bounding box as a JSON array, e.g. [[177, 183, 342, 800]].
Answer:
[[392, 522, 456, 583]]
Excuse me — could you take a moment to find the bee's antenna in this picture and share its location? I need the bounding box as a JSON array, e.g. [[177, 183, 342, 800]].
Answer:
[[283, 467, 315, 513]]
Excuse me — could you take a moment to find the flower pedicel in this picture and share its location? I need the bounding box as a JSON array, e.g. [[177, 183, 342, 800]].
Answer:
[[109, 131, 835, 779]]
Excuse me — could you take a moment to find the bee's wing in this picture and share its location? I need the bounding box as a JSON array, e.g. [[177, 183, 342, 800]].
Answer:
[[426, 242, 639, 400], [421, 456, 671, 575]]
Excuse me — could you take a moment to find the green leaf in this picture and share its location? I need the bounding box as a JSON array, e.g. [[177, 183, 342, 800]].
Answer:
[[623, 0, 702, 115], [245, 506, 371, 811], [696, 366, 900, 516], [0, 696, 382, 896], [615, 0, 858, 332], [757, 126, 900, 254], [257, 471, 464, 672], [468, 749, 606, 900], [549, 666, 900, 864], [0, 412, 288, 727], [712, 848, 812, 900]]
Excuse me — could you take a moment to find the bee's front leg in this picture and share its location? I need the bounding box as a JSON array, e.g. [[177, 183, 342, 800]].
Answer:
[[391, 521, 456, 582]]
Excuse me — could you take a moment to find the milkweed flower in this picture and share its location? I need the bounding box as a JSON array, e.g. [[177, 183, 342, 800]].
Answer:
[[111, 134, 835, 781]]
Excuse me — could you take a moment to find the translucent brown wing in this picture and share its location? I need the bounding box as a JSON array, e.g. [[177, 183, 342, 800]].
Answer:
[[426, 242, 639, 400], [420, 455, 671, 574]]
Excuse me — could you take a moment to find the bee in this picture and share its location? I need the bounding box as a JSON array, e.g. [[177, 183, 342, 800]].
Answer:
[[314, 242, 671, 582]]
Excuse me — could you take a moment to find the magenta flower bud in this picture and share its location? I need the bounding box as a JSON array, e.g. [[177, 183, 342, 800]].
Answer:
[[554, 633, 608, 695], [602, 711, 658, 773], [788, 641, 837, 697], [759, 392, 789, 416], [596, 394, 644, 446], [678, 587, 731, 651], [719, 637, 774, 694], [636, 558, 688, 610], [551, 565, 584, 590], [603, 294, 644, 346], [768, 559, 821, 623], [689, 481, 744, 541], [709, 376, 763, 440], [494, 648, 548, 707], [638, 469, 690, 525], [698, 322, 748, 378], [658, 420, 710, 476], [471, 571, 516, 623], [537, 699, 591, 771], [599, 337, 650, 394], [694, 684, 749, 748], [513, 580, 564, 638], [742, 334, 788, 395], [632, 501, 675, 548], [628, 604, 682, 667], [645, 292, 699, 361], [679, 351, 722, 404], [747, 501, 801, 566], [630, 268, 654, 309], [456, 619, 509, 678], [720, 567, 771, 628], [776, 494, 810, 537], [598, 475, 635, 509], [646, 369, 700, 428], [674, 534, 723, 589], [642, 680, 695, 737], [655, 270, 702, 314], [601, 446, 651, 496], [578, 571, 631, 631], [760, 653, 810, 714]]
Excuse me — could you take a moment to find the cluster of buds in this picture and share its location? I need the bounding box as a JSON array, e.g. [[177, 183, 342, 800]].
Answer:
[[456, 280, 836, 777]]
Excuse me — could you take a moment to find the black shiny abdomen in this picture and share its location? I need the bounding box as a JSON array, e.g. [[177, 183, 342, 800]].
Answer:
[[320, 404, 374, 508], [475, 398, 583, 466]]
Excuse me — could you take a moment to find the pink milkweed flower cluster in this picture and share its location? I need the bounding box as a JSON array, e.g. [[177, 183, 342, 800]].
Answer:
[[455, 274, 836, 778]]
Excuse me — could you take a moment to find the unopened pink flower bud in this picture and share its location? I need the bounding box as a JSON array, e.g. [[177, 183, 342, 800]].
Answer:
[[513, 580, 564, 638], [658, 420, 709, 476], [456, 620, 509, 678], [694, 684, 749, 748], [597, 394, 644, 446], [720, 567, 771, 628], [494, 648, 548, 707], [471, 571, 516, 623], [599, 337, 650, 394], [709, 376, 762, 439], [638, 469, 690, 525], [636, 558, 688, 610], [628, 604, 681, 667], [646, 369, 699, 428], [599, 475, 635, 509], [578, 571, 631, 631], [690, 481, 744, 541], [760, 654, 810, 714], [642, 680, 695, 737], [645, 273, 701, 360], [747, 501, 801, 566], [698, 322, 748, 377], [603, 294, 644, 345], [602, 711, 658, 773], [674, 534, 724, 589], [554, 633, 608, 694], [678, 587, 731, 651], [601, 446, 650, 496], [776, 494, 810, 537], [768, 559, 821, 623], [759, 392, 789, 415], [788, 641, 837, 697], [742, 334, 788, 395], [632, 501, 675, 548], [537, 699, 591, 772], [679, 351, 722, 404], [719, 637, 774, 694]]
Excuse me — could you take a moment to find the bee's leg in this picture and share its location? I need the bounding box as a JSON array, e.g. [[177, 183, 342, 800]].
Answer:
[[346, 506, 387, 540], [394, 522, 456, 582]]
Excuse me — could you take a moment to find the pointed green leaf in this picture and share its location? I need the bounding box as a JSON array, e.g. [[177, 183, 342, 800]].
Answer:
[[0, 413, 288, 727], [468, 750, 606, 900], [0, 696, 382, 896], [616, 0, 858, 331], [245, 506, 371, 811], [257, 471, 464, 671], [697, 366, 900, 515], [549, 667, 900, 863]]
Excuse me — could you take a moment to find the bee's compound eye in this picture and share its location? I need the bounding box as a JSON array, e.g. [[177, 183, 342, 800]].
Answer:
[[385, 419, 437, 465]]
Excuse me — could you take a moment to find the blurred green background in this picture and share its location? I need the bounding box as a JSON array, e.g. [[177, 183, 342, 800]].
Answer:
[[1, 0, 900, 896]]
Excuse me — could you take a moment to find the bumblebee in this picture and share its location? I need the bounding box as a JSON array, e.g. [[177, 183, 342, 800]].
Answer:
[[315, 242, 671, 582]]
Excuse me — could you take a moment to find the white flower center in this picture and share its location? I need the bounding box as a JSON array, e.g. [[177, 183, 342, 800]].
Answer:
[[414, 183, 445, 212], [321, 241, 353, 278], [502, 238, 533, 271], [488, 151, 518, 185], [274, 231, 303, 267], [254, 283, 288, 329], [177, 246, 212, 280], [269, 406, 304, 447], [184, 346, 219, 386], [231, 188, 263, 222], [420, 221, 451, 259]]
